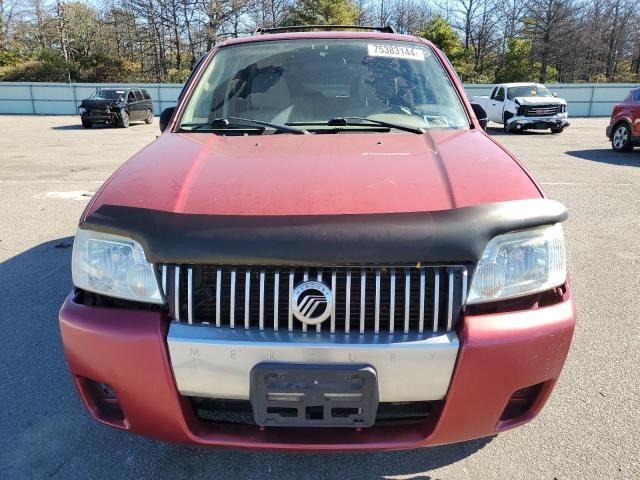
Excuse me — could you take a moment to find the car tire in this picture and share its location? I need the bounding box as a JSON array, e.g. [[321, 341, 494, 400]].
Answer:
[[611, 123, 634, 152], [118, 110, 130, 128], [81, 119, 92, 129], [144, 110, 154, 125], [503, 113, 513, 134], [550, 127, 563, 134]]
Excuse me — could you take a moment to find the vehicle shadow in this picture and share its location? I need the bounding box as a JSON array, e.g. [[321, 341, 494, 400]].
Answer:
[[50, 123, 149, 130], [566, 149, 640, 166], [486, 126, 552, 137], [167, 435, 495, 479], [0, 238, 493, 480]]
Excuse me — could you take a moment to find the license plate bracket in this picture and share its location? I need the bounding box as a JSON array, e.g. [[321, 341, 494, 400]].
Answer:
[[250, 363, 379, 427]]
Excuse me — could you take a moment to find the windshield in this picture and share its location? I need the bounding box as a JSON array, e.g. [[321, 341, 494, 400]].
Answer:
[[507, 85, 552, 100], [91, 90, 125, 100], [179, 39, 469, 133]]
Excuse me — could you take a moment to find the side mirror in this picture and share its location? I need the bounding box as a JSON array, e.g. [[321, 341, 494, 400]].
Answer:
[[159, 107, 176, 133], [470, 103, 488, 131], [553, 92, 559, 97]]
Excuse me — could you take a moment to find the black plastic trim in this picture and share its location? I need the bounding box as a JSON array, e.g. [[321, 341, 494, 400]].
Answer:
[[80, 199, 567, 265]]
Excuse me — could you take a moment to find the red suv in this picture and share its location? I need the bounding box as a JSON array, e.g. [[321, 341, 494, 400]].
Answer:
[[59, 26, 575, 451], [607, 87, 640, 151]]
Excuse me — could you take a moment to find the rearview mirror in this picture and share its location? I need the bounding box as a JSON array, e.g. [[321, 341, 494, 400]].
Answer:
[[159, 107, 176, 133], [470, 103, 488, 131]]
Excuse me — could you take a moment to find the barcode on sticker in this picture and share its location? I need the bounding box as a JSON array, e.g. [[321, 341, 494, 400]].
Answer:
[[368, 44, 426, 61]]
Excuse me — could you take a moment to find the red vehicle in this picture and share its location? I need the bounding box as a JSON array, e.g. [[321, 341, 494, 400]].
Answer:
[[59, 26, 575, 451], [607, 87, 640, 152]]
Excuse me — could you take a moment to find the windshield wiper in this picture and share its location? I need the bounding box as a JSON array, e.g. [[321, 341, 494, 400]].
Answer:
[[327, 116, 425, 134], [182, 117, 309, 135]]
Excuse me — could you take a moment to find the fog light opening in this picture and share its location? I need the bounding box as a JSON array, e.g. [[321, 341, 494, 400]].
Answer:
[[500, 382, 544, 422], [79, 377, 126, 427]]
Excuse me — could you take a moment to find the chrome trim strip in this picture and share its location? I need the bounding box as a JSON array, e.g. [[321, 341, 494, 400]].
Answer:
[[330, 270, 336, 334], [390, 268, 395, 333], [230, 269, 236, 328], [316, 269, 323, 333], [374, 270, 381, 334], [288, 269, 294, 332], [187, 267, 193, 325], [244, 271, 251, 330], [168, 323, 459, 403], [174, 266, 180, 321], [360, 270, 366, 334], [161, 265, 167, 296], [215, 269, 221, 327], [447, 270, 454, 331], [433, 269, 440, 333], [404, 269, 410, 334], [462, 267, 468, 304], [273, 271, 279, 331], [302, 270, 309, 332], [345, 270, 351, 333], [259, 270, 265, 331], [419, 269, 425, 333]]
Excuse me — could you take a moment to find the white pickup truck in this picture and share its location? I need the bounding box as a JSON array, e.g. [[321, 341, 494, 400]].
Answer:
[[471, 82, 569, 134]]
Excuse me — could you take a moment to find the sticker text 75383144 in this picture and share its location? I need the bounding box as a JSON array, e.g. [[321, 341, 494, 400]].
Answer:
[[367, 44, 426, 61]]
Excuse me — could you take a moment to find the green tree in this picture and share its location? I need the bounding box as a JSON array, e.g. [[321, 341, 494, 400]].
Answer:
[[418, 15, 477, 80], [499, 38, 534, 82], [287, 0, 357, 25], [419, 16, 463, 63]]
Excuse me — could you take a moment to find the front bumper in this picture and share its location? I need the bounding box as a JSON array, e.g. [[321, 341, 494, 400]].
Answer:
[[81, 111, 119, 123], [59, 293, 575, 451], [507, 113, 569, 131], [168, 325, 458, 402]]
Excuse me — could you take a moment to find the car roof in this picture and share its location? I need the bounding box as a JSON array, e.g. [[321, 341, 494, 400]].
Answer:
[[218, 31, 432, 49]]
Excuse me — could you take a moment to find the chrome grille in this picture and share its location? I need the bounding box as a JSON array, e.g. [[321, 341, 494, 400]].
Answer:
[[524, 104, 558, 117], [162, 265, 469, 334]]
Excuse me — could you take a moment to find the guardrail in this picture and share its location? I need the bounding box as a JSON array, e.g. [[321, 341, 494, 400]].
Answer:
[[0, 82, 637, 117]]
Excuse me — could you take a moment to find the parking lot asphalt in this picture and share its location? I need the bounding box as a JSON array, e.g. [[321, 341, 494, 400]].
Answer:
[[0, 116, 638, 480]]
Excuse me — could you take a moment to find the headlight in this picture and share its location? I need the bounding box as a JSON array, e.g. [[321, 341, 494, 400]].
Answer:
[[72, 229, 163, 304], [466, 224, 566, 304], [78, 107, 86, 113]]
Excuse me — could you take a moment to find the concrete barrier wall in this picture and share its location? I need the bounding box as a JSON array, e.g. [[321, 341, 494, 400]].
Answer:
[[0, 82, 182, 116], [0, 81, 637, 117], [463, 83, 638, 117]]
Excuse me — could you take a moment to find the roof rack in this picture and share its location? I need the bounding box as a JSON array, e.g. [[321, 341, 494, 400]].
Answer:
[[254, 25, 396, 35]]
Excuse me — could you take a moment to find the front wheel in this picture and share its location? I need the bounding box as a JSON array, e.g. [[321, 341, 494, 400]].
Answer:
[[550, 127, 564, 134], [144, 110, 154, 124], [81, 119, 92, 129], [503, 112, 513, 133], [611, 123, 633, 152], [118, 110, 130, 128]]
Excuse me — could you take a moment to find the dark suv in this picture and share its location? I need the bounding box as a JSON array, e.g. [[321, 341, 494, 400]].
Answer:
[[79, 88, 154, 128]]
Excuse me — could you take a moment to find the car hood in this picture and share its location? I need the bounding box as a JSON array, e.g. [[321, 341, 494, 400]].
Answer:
[[85, 129, 542, 218], [515, 96, 566, 106]]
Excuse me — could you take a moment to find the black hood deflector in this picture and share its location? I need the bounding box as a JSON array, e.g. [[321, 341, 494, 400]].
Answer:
[[80, 199, 568, 265]]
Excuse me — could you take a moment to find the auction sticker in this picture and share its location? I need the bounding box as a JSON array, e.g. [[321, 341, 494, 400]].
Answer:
[[368, 44, 426, 61]]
